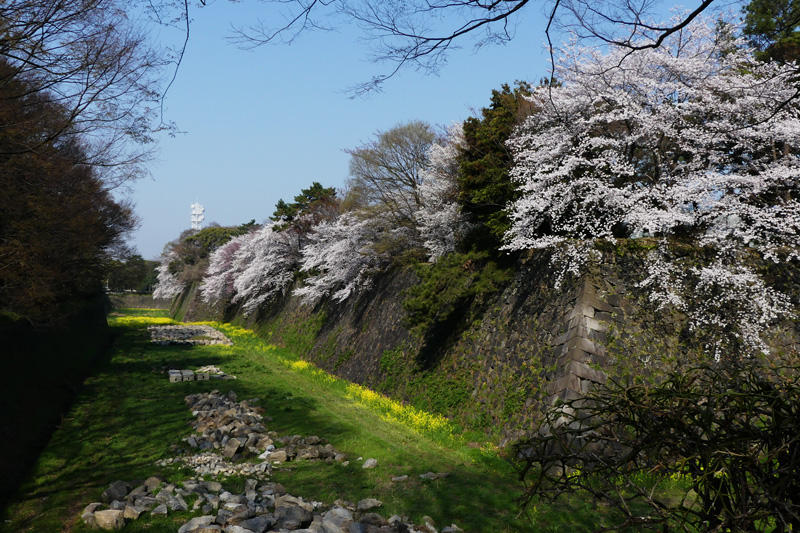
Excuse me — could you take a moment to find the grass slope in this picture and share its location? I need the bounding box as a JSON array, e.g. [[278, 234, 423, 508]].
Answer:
[[2, 309, 600, 532]]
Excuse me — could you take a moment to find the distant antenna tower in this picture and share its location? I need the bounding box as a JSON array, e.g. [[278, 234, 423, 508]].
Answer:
[[191, 202, 205, 230]]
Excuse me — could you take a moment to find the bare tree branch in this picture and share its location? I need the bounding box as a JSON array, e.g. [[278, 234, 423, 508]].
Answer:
[[229, 0, 723, 94]]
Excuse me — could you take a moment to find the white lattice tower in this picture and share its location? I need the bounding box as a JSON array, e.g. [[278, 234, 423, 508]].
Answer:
[[191, 202, 205, 230]]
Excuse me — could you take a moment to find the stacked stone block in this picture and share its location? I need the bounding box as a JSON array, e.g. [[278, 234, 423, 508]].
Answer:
[[546, 279, 621, 404]]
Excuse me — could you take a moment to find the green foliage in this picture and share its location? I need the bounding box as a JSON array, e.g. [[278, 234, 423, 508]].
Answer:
[[270, 181, 337, 231], [344, 121, 436, 226], [377, 346, 471, 425], [182, 222, 255, 258], [457, 81, 534, 251], [0, 59, 136, 326], [258, 311, 328, 357], [166, 220, 256, 285], [403, 251, 512, 343], [743, 0, 800, 63], [1, 297, 110, 509], [107, 255, 158, 293]]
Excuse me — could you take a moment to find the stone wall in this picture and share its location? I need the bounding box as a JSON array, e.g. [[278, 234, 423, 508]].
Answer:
[[172, 247, 799, 440]]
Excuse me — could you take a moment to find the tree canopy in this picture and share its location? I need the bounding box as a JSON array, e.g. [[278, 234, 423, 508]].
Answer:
[[0, 59, 136, 324], [743, 0, 800, 63], [457, 81, 534, 252]]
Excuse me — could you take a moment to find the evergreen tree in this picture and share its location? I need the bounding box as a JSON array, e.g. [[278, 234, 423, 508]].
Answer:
[[457, 82, 535, 252], [743, 0, 800, 63]]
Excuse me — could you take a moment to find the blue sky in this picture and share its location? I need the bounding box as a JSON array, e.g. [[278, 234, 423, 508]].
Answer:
[[129, 2, 552, 258]]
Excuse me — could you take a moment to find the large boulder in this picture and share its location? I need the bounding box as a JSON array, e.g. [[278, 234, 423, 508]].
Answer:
[[223, 438, 242, 458], [81, 503, 103, 527], [322, 506, 353, 531], [268, 450, 288, 463], [236, 515, 274, 533], [178, 515, 216, 533], [94, 509, 125, 530], [275, 504, 313, 530], [101, 480, 131, 502], [356, 499, 382, 512]]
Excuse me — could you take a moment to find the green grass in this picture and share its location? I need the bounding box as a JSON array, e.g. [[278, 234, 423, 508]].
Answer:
[[110, 307, 171, 318], [2, 313, 609, 532]]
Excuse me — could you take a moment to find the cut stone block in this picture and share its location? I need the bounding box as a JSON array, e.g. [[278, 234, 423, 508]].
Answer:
[[181, 370, 195, 382], [566, 360, 607, 384], [545, 373, 580, 395], [196, 373, 209, 381]]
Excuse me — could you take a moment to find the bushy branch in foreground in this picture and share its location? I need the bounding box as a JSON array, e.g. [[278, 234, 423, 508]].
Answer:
[[515, 360, 800, 532]]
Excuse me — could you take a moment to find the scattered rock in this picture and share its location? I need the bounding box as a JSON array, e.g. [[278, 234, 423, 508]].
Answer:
[[151, 503, 168, 516], [360, 512, 387, 526], [276, 494, 314, 513], [168, 493, 189, 512], [237, 515, 274, 533], [160, 391, 345, 479], [81, 503, 102, 527], [268, 449, 288, 463], [205, 480, 223, 492], [322, 506, 353, 530], [123, 505, 141, 520], [225, 526, 256, 533], [178, 515, 216, 533], [109, 500, 125, 511], [421, 515, 437, 533], [356, 498, 382, 512], [133, 496, 158, 512], [274, 503, 313, 530], [94, 509, 125, 530], [144, 476, 162, 491], [418, 472, 449, 481], [101, 480, 131, 502], [78, 389, 456, 533], [223, 437, 242, 458]]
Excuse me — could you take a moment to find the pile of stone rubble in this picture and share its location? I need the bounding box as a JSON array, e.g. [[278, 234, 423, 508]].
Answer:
[[82, 391, 463, 532], [83, 476, 463, 532], [149, 325, 233, 346], [157, 391, 346, 477], [169, 366, 235, 383]]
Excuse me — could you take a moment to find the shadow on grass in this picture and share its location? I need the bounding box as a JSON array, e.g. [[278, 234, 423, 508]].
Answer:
[[3, 319, 550, 533]]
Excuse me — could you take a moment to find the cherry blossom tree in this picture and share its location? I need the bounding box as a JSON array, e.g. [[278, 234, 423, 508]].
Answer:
[[153, 251, 185, 300], [415, 124, 471, 260], [504, 19, 799, 357], [230, 224, 300, 316], [199, 232, 254, 305], [294, 212, 392, 303]]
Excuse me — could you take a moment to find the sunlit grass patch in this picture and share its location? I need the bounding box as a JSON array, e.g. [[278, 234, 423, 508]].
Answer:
[[205, 321, 460, 442], [108, 315, 175, 327], [345, 382, 455, 436]]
